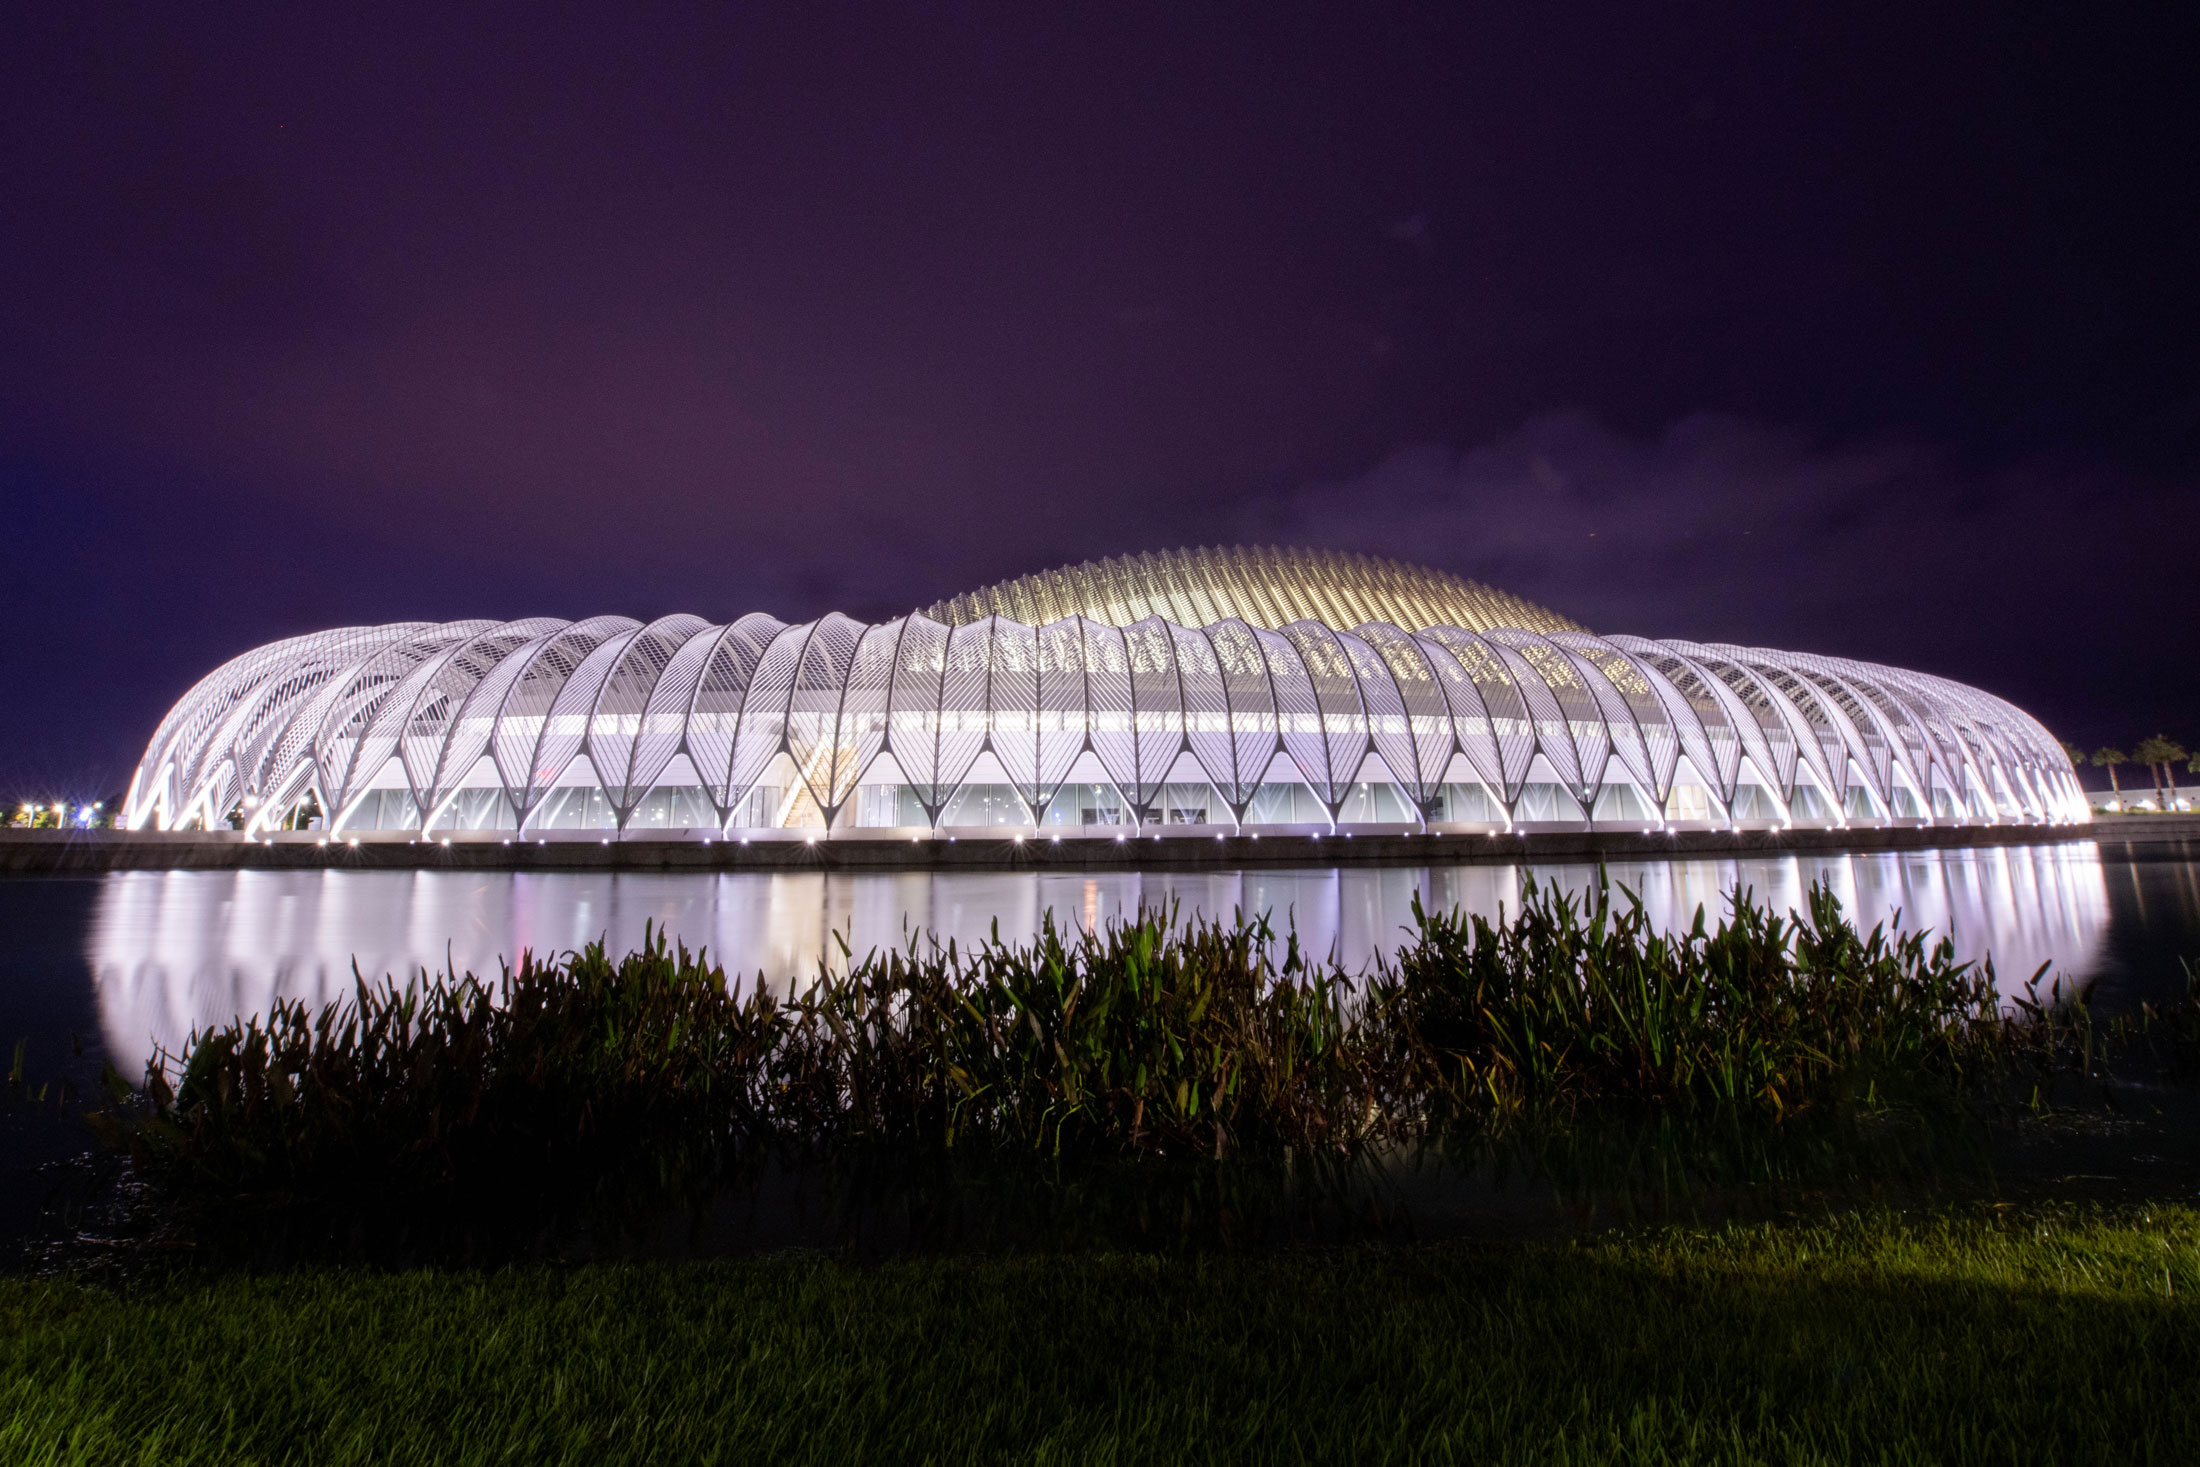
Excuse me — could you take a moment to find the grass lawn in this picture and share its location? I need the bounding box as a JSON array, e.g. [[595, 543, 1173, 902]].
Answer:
[[3, 1205, 2197, 1465]]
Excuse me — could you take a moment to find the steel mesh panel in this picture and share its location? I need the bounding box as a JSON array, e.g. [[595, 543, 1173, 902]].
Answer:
[[1563, 636, 1683, 800], [1115, 616, 1186, 818], [1255, 627, 1329, 809], [1661, 643, 1804, 800], [1355, 623, 1457, 807], [192, 760, 240, 829], [585, 615, 712, 815], [1947, 677, 2060, 781], [984, 617, 1044, 808], [1815, 661, 1918, 792], [1032, 617, 1090, 815], [244, 627, 428, 822], [1791, 662, 1903, 811], [1715, 651, 1852, 807], [1483, 630, 1603, 800], [317, 624, 496, 824], [1758, 662, 1867, 806], [151, 632, 341, 820], [682, 614, 785, 811], [1862, 669, 1968, 797], [398, 621, 566, 814], [1335, 629, 1418, 805], [1546, 635, 1664, 801], [785, 613, 868, 817], [916, 619, 994, 818], [725, 623, 808, 816], [179, 626, 420, 828], [1417, 627, 1537, 800], [1206, 618, 1280, 812], [1410, 633, 1507, 800], [1080, 619, 1141, 813], [223, 631, 377, 820], [1603, 638, 1746, 802], [448, 628, 574, 817], [495, 618, 644, 822], [1918, 676, 2039, 815], [1173, 550, 1229, 627], [170, 642, 321, 821], [1277, 621, 1369, 811], [130, 637, 290, 815], [1937, 703, 2013, 814], [1170, 623, 1242, 812], [1883, 671, 1985, 805], [830, 618, 904, 811], [884, 615, 955, 815]]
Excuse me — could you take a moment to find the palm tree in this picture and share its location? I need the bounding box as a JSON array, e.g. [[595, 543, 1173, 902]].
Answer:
[[2133, 736, 2186, 810], [2092, 746, 2129, 802]]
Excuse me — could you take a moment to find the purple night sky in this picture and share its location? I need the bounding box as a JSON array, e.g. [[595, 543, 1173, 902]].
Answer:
[[3, 5, 2195, 800]]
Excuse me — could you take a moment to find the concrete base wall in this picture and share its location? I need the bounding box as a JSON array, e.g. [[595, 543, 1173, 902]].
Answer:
[[0, 821, 2115, 875]]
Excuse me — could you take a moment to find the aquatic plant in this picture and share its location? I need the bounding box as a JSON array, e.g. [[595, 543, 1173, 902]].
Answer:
[[1371, 879, 2010, 1120], [83, 876, 2140, 1259]]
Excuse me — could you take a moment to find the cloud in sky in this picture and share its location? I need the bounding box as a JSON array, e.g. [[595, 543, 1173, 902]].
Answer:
[[1245, 412, 2197, 746]]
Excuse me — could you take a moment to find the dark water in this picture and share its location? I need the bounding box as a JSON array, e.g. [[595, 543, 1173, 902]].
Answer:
[[6, 840, 2199, 1243]]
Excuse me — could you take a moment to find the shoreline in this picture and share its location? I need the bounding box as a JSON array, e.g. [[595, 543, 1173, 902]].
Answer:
[[3, 816, 2182, 875]]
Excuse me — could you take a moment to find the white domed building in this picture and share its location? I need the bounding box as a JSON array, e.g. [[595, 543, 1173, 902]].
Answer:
[[122, 546, 2086, 838]]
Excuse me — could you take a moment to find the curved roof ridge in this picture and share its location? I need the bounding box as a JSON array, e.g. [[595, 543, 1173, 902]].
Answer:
[[920, 544, 1585, 635]]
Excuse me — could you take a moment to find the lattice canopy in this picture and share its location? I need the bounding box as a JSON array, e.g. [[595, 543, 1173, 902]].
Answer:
[[922, 546, 1584, 635], [124, 547, 2085, 835]]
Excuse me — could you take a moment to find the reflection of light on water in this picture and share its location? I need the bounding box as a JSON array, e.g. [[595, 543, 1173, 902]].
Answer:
[[90, 845, 2111, 1073]]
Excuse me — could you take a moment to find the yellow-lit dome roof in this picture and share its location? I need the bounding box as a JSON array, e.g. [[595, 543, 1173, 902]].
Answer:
[[921, 545, 1584, 634]]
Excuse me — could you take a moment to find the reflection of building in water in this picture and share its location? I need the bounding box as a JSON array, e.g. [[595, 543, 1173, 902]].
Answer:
[[90, 846, 2111, 1075]]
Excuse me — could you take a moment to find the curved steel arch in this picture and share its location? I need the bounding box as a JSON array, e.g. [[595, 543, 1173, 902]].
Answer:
[[127, 602, 2088, 835]]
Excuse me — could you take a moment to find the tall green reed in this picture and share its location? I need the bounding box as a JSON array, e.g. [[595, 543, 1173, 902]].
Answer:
[[86, 875, 2136, 1258], [1371, 879, 2011, 1120]]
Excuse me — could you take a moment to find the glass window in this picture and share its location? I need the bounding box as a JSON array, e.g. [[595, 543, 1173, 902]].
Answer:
[[940, 784, 1033, 828]]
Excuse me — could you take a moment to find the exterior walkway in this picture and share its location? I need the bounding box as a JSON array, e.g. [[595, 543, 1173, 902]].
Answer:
[[0, 819, 2125, 875]]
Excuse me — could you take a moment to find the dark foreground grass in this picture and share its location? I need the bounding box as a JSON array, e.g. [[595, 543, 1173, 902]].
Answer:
[[5, 1206, 2198, 1465]]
